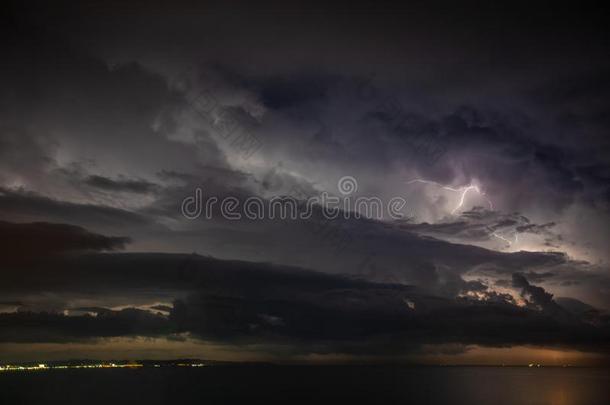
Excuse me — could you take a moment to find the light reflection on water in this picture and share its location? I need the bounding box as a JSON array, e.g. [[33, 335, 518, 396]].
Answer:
[[435, 367, 609, 405]]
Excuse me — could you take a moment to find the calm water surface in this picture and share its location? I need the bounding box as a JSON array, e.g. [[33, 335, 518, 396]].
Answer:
[[1, 366, 608, 405]]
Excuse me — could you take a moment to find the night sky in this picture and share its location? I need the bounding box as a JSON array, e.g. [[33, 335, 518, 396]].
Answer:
[[1, 1, 609, 365]]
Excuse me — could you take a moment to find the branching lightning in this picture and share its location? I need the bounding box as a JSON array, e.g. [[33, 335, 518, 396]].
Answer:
[[407, 178, 519, 248], [406, 179, 493, 214], [491, 230, 519, 246]]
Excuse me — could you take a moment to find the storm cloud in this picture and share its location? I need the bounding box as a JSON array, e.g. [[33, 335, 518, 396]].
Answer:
[[1, 1, 609, 362]]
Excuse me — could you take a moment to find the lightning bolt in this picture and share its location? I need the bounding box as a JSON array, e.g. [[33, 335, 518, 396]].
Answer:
[[406, 179, 493, 214], [407, 178, 518, 248], [491, 230, 519, 246]]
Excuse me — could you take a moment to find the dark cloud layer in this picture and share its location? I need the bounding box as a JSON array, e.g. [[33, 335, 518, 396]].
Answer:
[[0, 250, 607, 357], [84, 175, 161, 194], [1, 220, 129, 265], [0, 188, 154, 233]]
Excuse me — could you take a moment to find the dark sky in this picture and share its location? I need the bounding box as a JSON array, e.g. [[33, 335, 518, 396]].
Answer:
[[1, 1, 609, 364]]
